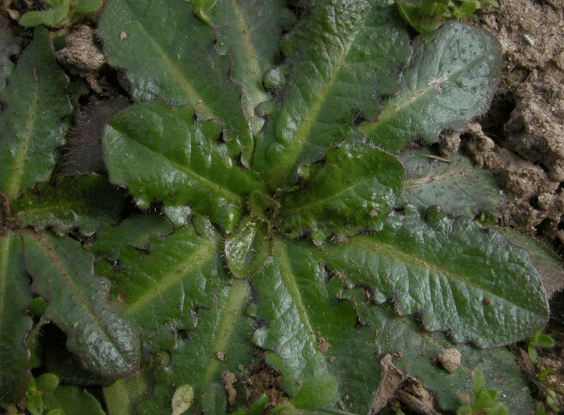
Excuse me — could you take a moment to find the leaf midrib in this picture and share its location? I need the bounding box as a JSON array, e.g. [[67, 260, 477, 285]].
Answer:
[[113, 128, 249, 207], [363, 53, 487, 136], [125, 236, 217, 314], [350, 234, 544, 315], [269, 8, 371, 187]]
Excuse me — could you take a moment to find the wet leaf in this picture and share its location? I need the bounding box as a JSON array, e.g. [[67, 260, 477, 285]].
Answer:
[[0, 232, 32, 403], [324, 205, 549, 347], [103, 101, 266, 231], [88, 212, 174, 261], [135, 281, 254, 414], [0, 29, 71, 201], [98, 0, 253, 163], [363, 21, 501, 153], [211, 0, 295, 139], [251, 0, 409, 187], [101, 225, 230, 361], [22, 232, 140, 378], [251, 240, 383, 413], [397, 147, 508, 216], [11, 176, 125, 236], [278, 144, 403, 244]]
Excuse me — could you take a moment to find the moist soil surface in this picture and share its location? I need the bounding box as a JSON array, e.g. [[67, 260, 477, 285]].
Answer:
[[1, 0, 564, 413]]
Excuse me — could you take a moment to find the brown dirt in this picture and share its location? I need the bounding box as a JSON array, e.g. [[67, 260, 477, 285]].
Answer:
[[467, 0, 564, 249]]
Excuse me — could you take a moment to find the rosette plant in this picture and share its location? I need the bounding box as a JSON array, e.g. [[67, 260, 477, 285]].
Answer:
[[0, 0, 552, 413]]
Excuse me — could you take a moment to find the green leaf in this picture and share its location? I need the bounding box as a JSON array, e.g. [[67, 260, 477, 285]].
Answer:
[[252, 0, 409, 187], [362, 21, 501, 153], [224, 218, 273, 278], [71, 0, 104, 14], [43, 386, 105, 415], [22, 232, 141, 378], [0, 231, 33, 404], [36, 373, 60, 393], [278, 144, 403, 245], [98, 0, 253, 164], [357, 297, 533, 413], [0, 29, 71, 201], [11, 176, 125, 236], [103, 100, 266, 231], [103, 225, 230, 361], [135, 281, 254, 415], [251, 240, 382, 413], [290, 374, 338, 409], [19, 3, 69, 28], [397, 147, 508, 216], [0, 24, 18, 91], [211, 0, 296, 138], [324, 205, 549, 347], [89, 212, 173, 261], [187, 0, 217, 24]]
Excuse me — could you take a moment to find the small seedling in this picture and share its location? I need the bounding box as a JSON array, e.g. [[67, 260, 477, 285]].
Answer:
[[17, 0, 104, 28], [527, 328, 554, 361], [396, 0, 499, 33], [457, 370, 508, 415]]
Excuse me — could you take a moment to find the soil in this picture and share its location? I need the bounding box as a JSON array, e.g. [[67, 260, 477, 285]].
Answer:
[[1, 0, 564, 413]]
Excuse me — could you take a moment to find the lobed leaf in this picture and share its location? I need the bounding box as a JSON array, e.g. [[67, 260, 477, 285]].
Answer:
[[323, 204, 549, 347], [22, 232, 140, 379], [11, 176, 125, 236], [278, 144, 403, 245], [252, 0, 410, 188], [0, 231, 33, 403], [363, 21, 501, 153], [0, 29, 71, 201], [98, 0, 253, 164], [89, 212, 174, 261], [251, 239, 382, 413], [103, 100, 266, 231], [102, 225, 230, 361], [211, 0, 295, 139]]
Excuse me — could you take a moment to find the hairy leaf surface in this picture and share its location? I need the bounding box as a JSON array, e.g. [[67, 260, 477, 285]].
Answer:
[[0, 29, 71, 201], [0, 232, 32, 403], [252, 0, 409, 187], [22, 232, 141, 378], [98, 0, 252, 163], [324, 205, 549, 347], [103, 101, 266, 231], [363, 21, 502, 153], [11, 176, 125, 236]]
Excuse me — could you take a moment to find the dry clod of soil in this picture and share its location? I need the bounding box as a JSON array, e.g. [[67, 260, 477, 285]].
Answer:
[[221, 370, 237, 405], [471, 0, 564, 250], [438, 348, 462, 374], [56, 25, 106, 93]]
